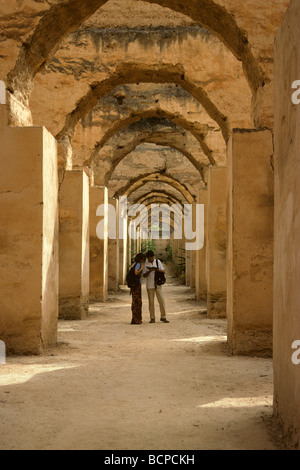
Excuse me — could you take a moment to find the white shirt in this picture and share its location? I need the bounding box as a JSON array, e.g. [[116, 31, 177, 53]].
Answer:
[[143, 259, 164, 290]]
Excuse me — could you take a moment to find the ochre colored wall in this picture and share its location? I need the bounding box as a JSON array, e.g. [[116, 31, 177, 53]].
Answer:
[[89, 186, 109, 302], [274, 0, 300, 448], [0, 106, 58, 354], [196, 189, 208, 302], [227, 129, 274, 356], [206, 167, 227, 318], [59, 170, 90, 319]]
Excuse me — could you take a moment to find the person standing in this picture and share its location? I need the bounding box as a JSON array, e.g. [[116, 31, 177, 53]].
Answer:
[[130, 253, 146, 325], [143, 250, 169, 324]]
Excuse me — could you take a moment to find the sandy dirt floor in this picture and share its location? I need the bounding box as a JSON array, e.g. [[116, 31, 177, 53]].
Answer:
[[0, 264, 281, 450]]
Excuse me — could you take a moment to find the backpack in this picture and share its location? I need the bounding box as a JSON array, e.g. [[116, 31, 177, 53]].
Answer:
[[126, 263, 140, 289], [155, 259, 166, 287]]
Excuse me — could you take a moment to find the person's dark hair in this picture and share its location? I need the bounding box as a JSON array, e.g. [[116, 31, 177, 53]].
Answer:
[[135, 253, 146, 263], [146, 250, 155, 258]]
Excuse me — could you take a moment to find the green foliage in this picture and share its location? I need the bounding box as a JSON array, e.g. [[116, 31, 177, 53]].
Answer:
[[141, 239, 156, 253], [166, 244, 173, 261], [128, 239, 156, 268]]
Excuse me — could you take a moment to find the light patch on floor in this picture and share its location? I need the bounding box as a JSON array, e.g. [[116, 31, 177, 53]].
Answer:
[[198, 396, 273, 409]]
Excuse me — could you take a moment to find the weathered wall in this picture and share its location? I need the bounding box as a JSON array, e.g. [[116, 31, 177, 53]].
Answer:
[[0, 105, 58, 354], [31, 26, 251, 138], [59, 170, 89, 319], [71, 84, 226, 175], [129, 180, 186, 207], [274, 0, 300, 449], [109, 142, 201, 200], [152, 239, 170, 263], [0, 0, 290, 140], [227, 129, 274, 357], [92, 118, 212, 187]]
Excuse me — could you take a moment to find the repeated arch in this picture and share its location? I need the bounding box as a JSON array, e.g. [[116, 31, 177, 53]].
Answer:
[[56, 63, 229, 149], [132, 212, 178, 244], [115, 172, 195, 204], [140, 201, 183, 218], [128, 183, 188, 206], [108, 143, 201, 200], [130, 200, 183, 225], [128, 196, 183, 236], [94, 139, 206, 186], [132, 192, 185, 208], [132, 199, 183, 219], [139, 207, 179, 233], [91, 118, 210, 185], [6, 0, 265, 112], [86, 107, 216, 166], [70, 82, 227, 174]]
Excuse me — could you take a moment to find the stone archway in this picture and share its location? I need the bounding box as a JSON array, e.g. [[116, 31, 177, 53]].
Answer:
[[56, 63, 229, 150], [117, 172, 195, 204], [84, 107, 216, 166], [108, 143, 203, 201], [6, 0, 264, 111], [90, 118, 210, 185], [133, 191, 185, 207]]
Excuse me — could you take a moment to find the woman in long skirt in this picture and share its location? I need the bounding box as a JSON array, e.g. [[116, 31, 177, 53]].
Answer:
[[131, 253, 145, 325]]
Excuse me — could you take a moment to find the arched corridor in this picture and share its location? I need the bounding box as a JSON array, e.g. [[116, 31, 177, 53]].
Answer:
[[1, 0, 300, 451]]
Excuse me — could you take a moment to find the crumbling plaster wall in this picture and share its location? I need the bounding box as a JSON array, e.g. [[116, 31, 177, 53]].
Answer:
[[0, 0, 290, 131]]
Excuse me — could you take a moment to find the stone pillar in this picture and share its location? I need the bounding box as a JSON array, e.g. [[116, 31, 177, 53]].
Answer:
[[196, 189, 208, 302], [273, 0, 300, 448], [206, 167, 227, 318], [119, 238, 127, 285], [129, 221, 136, 265], [189, 202, 198, 290], [108, 198, 119, 292], [59, 170, 89, 319], [127, 218, 132, 269], [182, 214, 189, 286], [0, 106, 58, 354], [227, 129, 273, 356], [90, 186, 108, 302], [119, 212, 128, 285]]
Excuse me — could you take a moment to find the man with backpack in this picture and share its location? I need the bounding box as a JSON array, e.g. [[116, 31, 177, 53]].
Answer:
[[143, 250, 169, 324]]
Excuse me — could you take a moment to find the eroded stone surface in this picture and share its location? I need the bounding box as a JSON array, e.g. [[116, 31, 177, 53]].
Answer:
[[0, 0, 290, 131], [59, 170, 90, 320], [274, 0, 300, 449], [0, 119, 58, 354]]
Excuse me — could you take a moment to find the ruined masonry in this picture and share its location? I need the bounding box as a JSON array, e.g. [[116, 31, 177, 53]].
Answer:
[[0, 0, 299, 449]]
